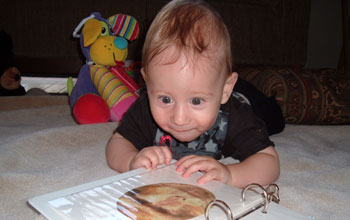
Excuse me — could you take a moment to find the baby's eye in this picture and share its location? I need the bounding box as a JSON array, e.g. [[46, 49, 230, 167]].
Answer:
[[191, 98, 202, 105], [161, 96, 172, 104]]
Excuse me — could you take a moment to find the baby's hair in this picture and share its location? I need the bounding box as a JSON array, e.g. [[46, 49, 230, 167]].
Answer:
[[142, 0, 232, 75]]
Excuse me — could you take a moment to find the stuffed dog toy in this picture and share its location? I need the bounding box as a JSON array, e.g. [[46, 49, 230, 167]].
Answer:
[[69, 12, 140, 124]]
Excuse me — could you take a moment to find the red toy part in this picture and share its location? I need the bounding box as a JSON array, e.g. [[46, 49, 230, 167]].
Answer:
[[73, 93, 110, 124], [109, 66, 140, 96]]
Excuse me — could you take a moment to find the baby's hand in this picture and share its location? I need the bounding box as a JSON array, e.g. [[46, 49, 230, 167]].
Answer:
[[130, 146, 172, 170], [175, 155, 232, 185]]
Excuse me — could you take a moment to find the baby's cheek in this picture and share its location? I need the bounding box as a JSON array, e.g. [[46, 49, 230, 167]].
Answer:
[[150, 106, 170, 127], [154, 118, 171, 135], [195, 114, 217, 132]]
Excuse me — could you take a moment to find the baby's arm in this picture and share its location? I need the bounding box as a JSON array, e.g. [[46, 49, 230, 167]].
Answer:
[[106, 132, 172, 173], [176, 146, 279, 188], [225, 146, 280, 188]]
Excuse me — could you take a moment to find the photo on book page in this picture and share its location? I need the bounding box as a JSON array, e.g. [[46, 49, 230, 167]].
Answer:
[[117, 182, 215, 220], [30, 163, 264, 220]]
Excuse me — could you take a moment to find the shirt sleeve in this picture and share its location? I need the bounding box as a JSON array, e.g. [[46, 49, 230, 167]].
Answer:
[[221, 97, 274, 161], [115, 93, 156, 150]]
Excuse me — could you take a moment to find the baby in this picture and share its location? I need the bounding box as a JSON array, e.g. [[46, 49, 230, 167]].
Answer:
[[106, 0, 280, 188]]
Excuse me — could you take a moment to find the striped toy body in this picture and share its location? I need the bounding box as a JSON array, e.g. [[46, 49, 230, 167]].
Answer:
[[108, 66, 140, 96], [90, 65, 137, 121]]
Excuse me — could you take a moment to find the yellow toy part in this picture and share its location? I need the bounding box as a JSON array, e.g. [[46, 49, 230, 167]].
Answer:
[[82, 19, 103, 47], [90, 35, 128, 66]]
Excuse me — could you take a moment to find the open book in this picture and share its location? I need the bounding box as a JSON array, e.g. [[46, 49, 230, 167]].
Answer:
[[29, 160, 314, 220]]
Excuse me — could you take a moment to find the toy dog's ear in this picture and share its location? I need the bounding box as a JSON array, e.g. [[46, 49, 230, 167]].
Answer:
[[108, 14, 139, 41], [82, 19, 102, 47]]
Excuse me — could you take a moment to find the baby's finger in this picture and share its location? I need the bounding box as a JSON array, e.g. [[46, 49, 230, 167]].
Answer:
[[140, 158, 152, 170], [133, 156, 152, 170], [175, 155, 198, 172], [151, 148, 167, 168], [197, 169, 217, 184], [139, 148, 159, 169], [175, 155, 200, 172], [175, 155, 196, 166], [181, 159, 207, 178], [147, 151, 161, 169], [160, 146, 173, 165], [152, 146, 172, 166]]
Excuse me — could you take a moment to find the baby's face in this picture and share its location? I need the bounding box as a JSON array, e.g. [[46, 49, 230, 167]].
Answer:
[[144, 47, 232, 142]]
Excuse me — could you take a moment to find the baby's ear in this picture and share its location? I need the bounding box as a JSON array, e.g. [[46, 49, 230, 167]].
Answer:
[[221, 72, 238, 104], [141, 68, 147, 81]]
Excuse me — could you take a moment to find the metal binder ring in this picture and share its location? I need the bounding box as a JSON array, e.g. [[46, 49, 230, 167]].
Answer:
[[205, 199, 233, 220], [241, 183, 269, 213], [266, 183, 280, 203]]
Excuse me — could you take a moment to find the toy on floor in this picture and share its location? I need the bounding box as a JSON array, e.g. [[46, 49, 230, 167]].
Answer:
[[68, 12, 141, 124], [0, 30, 26, 96]]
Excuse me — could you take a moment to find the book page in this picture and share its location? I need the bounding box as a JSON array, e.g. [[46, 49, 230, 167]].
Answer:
[[47, 164, 262, 220]]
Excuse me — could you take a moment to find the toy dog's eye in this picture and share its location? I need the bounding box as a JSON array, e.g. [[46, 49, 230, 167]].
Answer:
[[101, 27, 106, 35], [100, 22, 110, 36]]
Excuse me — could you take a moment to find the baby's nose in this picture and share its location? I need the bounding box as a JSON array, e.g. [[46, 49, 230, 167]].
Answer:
[[172, 105, 190, 126], [114, 37, 128, 50]]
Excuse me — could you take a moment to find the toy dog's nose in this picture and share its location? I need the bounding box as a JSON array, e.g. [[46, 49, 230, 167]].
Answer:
[[114, 37, 128, 50]]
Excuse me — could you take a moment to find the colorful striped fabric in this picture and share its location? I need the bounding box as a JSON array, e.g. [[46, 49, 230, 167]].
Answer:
[[109, 66, 139, 96], [90, 65, 134, 108], [108, 14, 139, 41]]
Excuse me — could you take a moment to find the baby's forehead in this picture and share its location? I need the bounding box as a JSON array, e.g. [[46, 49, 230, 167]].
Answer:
[[150, 45, 226, 75]]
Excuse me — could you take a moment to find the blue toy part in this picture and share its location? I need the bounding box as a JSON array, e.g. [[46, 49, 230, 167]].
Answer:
[[114, 37, 128, 50], [69, 64, 99, 108]]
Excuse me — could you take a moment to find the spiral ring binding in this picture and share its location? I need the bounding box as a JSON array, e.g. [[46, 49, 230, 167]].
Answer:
[[205, 183, 280, 219], [266, 183, 280, 203], [242, 183, 269, 213], [205, 199, 233, 220]]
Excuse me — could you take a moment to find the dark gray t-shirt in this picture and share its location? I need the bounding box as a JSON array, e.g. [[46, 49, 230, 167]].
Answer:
[[153, 110, 228, 160], [116, 91, 273, 161]]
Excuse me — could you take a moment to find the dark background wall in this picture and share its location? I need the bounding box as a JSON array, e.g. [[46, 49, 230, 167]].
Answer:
[[1, 0, 338, 76], [306, 0, 343, 69]]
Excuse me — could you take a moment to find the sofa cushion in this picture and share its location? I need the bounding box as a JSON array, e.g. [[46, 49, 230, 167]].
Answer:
[[238, 67, 350, 124]]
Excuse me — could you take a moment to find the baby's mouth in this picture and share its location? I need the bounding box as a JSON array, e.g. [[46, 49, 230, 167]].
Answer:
[[171, 127, 194, 134]]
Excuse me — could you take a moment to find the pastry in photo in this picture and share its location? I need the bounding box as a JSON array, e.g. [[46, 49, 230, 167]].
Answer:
[[117, 182, 215, 220]]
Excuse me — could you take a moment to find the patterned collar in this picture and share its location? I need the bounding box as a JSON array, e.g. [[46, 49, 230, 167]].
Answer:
[[154, 110, 229, 160]]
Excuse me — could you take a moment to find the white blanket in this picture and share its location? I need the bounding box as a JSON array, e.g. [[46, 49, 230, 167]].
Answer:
[[1, 96, 349, 220]]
